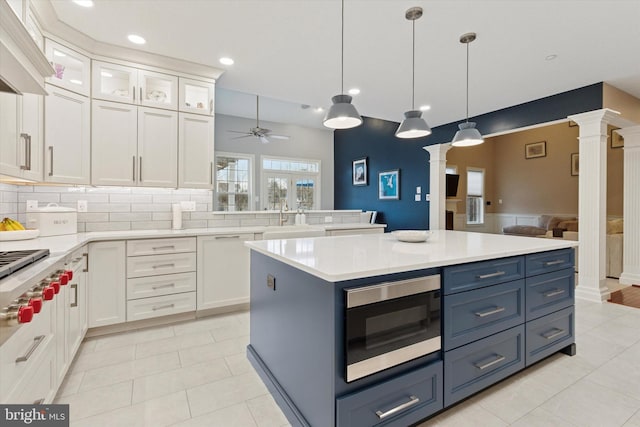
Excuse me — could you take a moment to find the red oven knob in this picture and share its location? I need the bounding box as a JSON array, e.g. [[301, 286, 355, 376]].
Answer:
[[64, 269, 73, 280], [28, 298, 43, 314], [59, 273, 69, 285], [42, 287, 55, 301], [50, 281, 60, 294], [17, 306, 34, 323]]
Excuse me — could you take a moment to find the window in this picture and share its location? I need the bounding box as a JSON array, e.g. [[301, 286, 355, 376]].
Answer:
[[214, 153, 253, 211], [446, 165, 458, 174], [261, 156, 321, 210], [466, 168, 484, 225]]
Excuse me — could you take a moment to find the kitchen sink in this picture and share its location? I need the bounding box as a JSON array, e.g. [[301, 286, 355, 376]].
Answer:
[[262, 225, 326, 239]]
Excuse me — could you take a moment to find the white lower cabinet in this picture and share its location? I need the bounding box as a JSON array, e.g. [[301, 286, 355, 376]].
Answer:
[[67, 248, 88, 359], [88, 241, 126, 327], [197, 234, 255, 310]]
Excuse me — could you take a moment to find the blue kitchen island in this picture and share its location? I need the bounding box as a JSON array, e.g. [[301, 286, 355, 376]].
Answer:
[[246, 230, 578, 427]]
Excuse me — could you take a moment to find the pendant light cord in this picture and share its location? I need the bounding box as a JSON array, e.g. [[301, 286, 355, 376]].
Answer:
[[465, 41, 469, 122], [411, 18, 415, 110], [341, 0, 344, 94]]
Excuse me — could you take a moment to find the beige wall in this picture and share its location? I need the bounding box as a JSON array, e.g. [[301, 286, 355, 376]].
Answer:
[[603, 83, 640, 123]]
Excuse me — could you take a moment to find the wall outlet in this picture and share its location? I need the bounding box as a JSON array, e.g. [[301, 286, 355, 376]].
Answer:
[[416, 186, 421, 194], [414, 194, 421, 202], [26, 200, 38, 211], [425, 194, 431, 202], [180, 201, 196, 211], [77, 200, 88, 212], [324, 216, 333, 223]]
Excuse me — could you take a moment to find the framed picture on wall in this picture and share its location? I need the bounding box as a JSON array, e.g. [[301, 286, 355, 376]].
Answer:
[[525, 141, 546, 159], [379, 169, 399, 200], [571, 153, 579, 176], [352, 158, 367, 186], [611, 129, 624, 148]]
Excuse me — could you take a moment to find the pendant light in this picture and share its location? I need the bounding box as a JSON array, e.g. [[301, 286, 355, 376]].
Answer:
[[396, 7, 431, 139], [323, 0, 362, 129], [451, 32, 484, 147]]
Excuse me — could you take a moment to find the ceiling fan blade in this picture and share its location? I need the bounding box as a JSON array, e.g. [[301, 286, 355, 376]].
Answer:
[[227, 130, 252, 134], [231, 135, 253, 140], [259, 136, 270, 144], [269, 134, 290, 140]]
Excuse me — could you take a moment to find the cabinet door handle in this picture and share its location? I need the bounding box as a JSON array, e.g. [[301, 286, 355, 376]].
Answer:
[[544, 289, 565, 298], [375, 395, 420, 419], [152, 263, 175, 269], [16, 335, 46, 363], [139, 156, 142, 182], [48, 146, 54, 176], [70, 284, 78, 307], [210, 162, 213, 185], [132, 156, 136, 181], [82, 253, 89, 272], [26, 133, 31, 170], [133, 85, 136, 102], [215, 235, 240, 239], [544, 260, 565, 266], [209, 99, 213, 115], [20, 133, 30, 170], [152, 303, 174, 311], [140, 87, 142, 103], [474, 306, 506, 318], [474, 354, 506, 370], [476, 271, 506, 279], [152, 245, 175, 251], [542, 328, 565, 340], [152, 283, 175, 290]]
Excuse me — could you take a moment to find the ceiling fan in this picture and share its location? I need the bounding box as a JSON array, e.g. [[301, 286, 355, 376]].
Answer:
[[228, 95, 290, 144]]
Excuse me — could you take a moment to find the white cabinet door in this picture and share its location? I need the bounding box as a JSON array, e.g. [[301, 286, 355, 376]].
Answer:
[[197, 234, 254, 311], [139, 70, 178, 110], [45, 39, 91, 97], [178, 77, 214, 115], [44, 84, 90, 184], [88, 241, 126, 328], [92, 61, 137, 104], [178, 113, 214, 189], [0, 92, 21, 177], [91, 99, 138, 186], [138, 107, 177, 187], [67, 249, 87, 359]]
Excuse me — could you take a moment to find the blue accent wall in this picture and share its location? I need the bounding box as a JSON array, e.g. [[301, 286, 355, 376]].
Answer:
[[334, 83, 603, 231]]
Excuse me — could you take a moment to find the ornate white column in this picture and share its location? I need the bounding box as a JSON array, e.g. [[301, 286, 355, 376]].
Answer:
[[424, 143, 452, 230], [568, 109, 622, 302], [617, 125, 640, 285]]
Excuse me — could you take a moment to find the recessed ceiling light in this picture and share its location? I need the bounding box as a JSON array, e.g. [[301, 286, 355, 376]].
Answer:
[[101, 71, 113, 78], [419, 105, 431, 111], [69, 79, 83, 85], [348, 88, 360, 95], [315, 107, 324, 113], [545, 54, 558, 61], [219, 57, 234, 65], [127, 34, 146, 45], [53, 51, 66, 57], [73, 0, 94, 7]]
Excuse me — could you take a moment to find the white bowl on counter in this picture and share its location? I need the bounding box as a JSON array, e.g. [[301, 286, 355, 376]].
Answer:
[[0, 229, 40, 241], [392, 230, 431, 243]]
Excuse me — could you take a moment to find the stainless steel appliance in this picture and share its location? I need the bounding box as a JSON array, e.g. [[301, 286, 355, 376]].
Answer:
[[345, 274, 441, 382]]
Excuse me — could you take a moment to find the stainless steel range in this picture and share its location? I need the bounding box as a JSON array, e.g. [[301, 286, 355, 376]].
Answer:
[[0, 250, 50, 280]]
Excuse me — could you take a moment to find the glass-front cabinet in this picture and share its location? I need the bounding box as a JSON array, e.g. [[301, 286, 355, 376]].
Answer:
[[92, 61, 178, 110], [179, 77, 214, 115], [45, 39, 91, 96]]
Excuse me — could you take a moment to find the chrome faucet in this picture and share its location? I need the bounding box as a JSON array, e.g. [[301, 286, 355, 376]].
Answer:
[[279, 199, 289, 226]]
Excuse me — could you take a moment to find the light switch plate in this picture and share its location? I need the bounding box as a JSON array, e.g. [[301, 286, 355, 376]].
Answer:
[[414, 194, 421, 202], [416, 186, 421, 194], [425, 194, 431, 201], [77, 200, 88, 212], [180, 201, 196, 211], [324, 216, 333, 223]]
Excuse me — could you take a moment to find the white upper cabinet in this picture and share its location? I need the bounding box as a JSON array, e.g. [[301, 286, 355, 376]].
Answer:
[[178, 113, 214, 189], [178, 77, 214, 115], [92, 61, 178, 110], [45, 39, 90, 97], [137, 107, 178, 187]]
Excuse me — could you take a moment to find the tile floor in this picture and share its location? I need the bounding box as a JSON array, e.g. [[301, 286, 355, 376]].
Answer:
[[55, 279, 640, 427]]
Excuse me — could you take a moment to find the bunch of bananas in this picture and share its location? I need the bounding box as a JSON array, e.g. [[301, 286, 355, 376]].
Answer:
[[0, 217, 26, 231]]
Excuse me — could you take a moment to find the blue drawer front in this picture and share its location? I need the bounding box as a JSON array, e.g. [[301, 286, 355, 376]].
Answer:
[[443, 256, 525, 295], [526, 306, 574, 366], [444, 325, 525, 407], [443, 280, 525, 351], [525, 249, 575, 277], [336, 361, 443, 427], [526, 268, 574, 321]]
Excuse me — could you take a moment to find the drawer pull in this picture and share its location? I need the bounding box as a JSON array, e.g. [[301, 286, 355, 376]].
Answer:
[[16, 335, 46, 363], [152, 263, 175, 269], [475, 306, 506, 318], [544, 260, 565, 266], [474, 354, 506, 370], [375, 395, 420, 420], [152, 303, 175, 311], [152, 245, 176, 251], [70, 284, 78, 308], [215, 235, 241, 239], [544, 289, 566, 298], [152, 283, 175, 290], [476, 271, 506, 279], [542, 328, 565, 340]]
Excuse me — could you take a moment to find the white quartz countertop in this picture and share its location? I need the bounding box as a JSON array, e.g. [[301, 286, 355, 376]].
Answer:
[[245, 230, 579, 282]]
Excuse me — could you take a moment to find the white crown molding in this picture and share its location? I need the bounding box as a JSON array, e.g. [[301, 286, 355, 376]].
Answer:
[[29, 0, 224, 81]]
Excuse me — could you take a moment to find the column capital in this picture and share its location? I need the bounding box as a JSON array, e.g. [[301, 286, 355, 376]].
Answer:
[[423, 143, 452, 159], [617, 125, 640, 149], [568, 108, 631, 127]]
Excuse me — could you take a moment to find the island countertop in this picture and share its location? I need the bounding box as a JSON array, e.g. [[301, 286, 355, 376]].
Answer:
[[245, 230, 578, 282]]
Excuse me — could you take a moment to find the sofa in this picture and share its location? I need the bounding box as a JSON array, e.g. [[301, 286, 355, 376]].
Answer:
[[502, 215, 578, 237]]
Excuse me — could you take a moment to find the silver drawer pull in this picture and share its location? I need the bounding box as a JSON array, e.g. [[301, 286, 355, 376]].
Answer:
[[544, 289, 566, 298], [16, 335, 46, 363], [476, 271, 506, 279], [544, 260, 565, 266], [152, 263, 175, 269], [215, 235, 241, 239], [152, 245, 175, 251], [152, 283, 175, 290], [375, 395, 420, 419], [152, 303, 174, 311], [542, 328, 565, 340], [475, 306, 506, 318], [474, 354, 506, 370]]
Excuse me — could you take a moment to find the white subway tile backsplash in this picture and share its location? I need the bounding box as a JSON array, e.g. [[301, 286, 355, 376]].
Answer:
[[85, 222, 132, 232], [182, 220, 207, 229], [152, 212, 173, 221], [239, 218, 270, 227], [152, 194, 191, 204], [18, 192, 60, 203], [1, 191, 17, 203], [61, 193, 109, 203], [109, 194, 153, 204], [89, 203, 131, 213], [207, 219, 241, 228], [131, 221, 171, 230], [78, 213, 110, 222], [110, 212, 153, 222], [189, 212, 215, 221]]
